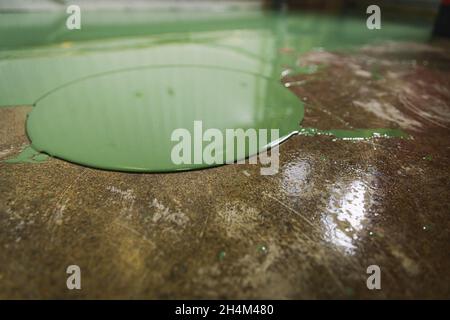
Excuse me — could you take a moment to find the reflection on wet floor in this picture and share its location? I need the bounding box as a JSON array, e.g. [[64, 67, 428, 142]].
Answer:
[[281, 158, 311, 196], [322, 178, 373, 255]]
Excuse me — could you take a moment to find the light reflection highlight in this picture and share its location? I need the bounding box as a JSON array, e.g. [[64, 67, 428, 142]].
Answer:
[[322, 179, 373, 255]]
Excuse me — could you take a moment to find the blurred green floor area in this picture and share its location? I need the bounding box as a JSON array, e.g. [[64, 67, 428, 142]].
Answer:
[[0, 10, 433, 106]]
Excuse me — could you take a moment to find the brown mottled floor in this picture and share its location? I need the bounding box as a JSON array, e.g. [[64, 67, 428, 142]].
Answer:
[[0, 41, 449, 299]]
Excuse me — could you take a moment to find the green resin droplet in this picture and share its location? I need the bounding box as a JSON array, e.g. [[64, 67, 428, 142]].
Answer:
[[3, 145, 49, 164]]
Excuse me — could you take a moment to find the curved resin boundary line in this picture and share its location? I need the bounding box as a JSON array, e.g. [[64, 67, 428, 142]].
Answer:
[[25, 130, 300, 174]]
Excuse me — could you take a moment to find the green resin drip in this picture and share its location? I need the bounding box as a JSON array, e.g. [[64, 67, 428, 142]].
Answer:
[[3, 145, 49, 163], [298, 127, 408, 140]]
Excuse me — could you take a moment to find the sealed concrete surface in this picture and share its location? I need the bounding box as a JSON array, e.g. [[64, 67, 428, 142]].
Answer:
[[1, 40, 449, 299]]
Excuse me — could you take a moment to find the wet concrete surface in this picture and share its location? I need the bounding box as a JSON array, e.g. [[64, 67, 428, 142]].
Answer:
[[0, 41, 449, 299]]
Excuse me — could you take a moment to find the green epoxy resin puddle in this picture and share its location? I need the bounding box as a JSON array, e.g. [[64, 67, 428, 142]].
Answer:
[[26, 66, 303, 172], [2, 10, 424, 171]]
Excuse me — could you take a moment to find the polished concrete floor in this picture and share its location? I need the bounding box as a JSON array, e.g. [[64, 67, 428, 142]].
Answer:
[[0, 41, 449, 299]]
